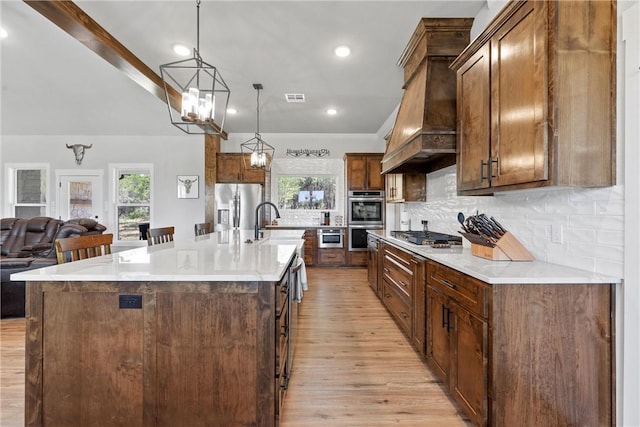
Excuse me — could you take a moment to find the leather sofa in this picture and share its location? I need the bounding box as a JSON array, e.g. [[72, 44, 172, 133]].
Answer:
[[1, 216, 107, 317]]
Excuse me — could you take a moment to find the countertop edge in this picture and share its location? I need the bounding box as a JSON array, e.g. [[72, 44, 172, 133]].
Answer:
[[368, 230, 622, 285]]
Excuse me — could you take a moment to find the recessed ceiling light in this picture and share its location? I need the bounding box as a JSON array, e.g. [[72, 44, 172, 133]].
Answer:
[[334, 46, 350, 58], [227, 108, 237, 115], [326, 108, 337, 116], [172, 44, 191, 57], [0, 28, 8, 39]]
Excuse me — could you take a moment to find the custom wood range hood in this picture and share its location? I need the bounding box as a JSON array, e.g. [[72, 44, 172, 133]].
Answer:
[[382, 18, 473, 175]]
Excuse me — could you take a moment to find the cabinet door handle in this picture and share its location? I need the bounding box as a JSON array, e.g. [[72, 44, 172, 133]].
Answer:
[[480, 160, 489, 182], [490, 157, 499, 179], [441, 304, 451, 333]]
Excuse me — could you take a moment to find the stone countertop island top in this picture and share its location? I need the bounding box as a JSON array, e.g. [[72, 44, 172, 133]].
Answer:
[[369, 230, 621, 285], [11, 229, 304, 282]]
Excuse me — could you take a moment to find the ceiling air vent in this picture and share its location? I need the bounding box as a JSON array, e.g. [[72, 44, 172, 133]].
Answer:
[[284, 93, 305, 103]]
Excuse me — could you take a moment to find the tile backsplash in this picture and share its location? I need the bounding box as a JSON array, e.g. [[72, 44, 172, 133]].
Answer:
[[397, 166, 624, 277]]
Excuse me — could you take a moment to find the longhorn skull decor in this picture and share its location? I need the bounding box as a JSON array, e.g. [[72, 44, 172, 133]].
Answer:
[[177, 175, 199, 199], [66, 144, 93, 165]]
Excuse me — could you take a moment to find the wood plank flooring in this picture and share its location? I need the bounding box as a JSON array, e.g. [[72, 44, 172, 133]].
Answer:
[[280, 268, 469, 426], [0, 268, 469, 426]]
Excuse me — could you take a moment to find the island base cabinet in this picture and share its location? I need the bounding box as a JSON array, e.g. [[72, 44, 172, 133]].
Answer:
[[25, 277, 290, 427]]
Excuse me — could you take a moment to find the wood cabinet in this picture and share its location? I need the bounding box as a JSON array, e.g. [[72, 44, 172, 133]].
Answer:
[[380, 242, 426, 355], [367, 234, 380, 294], [425, 259, 614, 426], [451, 0, 616, 195], [426, 260, 488, 426], [302, 229, 317, 266], [385, 173, 426, 203], [345, 153, 384, 191], [25, 263, 296, 426], [216, 152, 266, 184]]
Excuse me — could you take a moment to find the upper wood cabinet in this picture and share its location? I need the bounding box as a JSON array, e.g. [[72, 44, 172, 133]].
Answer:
[[451, 0, 616, 195], [216, 153, 266, 184], [345, 153, 384, 191], [385, 173, 427, 203]]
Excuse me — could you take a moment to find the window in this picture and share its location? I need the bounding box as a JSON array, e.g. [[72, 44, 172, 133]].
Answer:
[[114, 166, 152, 241], [6, 164, 49, 218], [277, 176, 336, 210]]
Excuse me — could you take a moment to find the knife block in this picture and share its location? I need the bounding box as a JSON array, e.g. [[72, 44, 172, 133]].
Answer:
[[470, 232, 534, 261]]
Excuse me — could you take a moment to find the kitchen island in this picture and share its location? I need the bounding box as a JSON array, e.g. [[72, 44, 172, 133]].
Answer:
[[12, 229, 304, 427]]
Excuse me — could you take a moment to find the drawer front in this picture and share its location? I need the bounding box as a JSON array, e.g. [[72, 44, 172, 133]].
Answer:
[[428, 261, 487, 318], [318, 248, 345, 264], [383, 255, 413, 300], [382, 279, 411, 336], [277, 302, 289, 363], [276, 279, 289, 317], [384, 243, 413, 269]]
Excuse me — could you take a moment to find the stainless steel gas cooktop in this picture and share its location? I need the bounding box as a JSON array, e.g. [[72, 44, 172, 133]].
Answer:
[[390, 230, 463, 248]]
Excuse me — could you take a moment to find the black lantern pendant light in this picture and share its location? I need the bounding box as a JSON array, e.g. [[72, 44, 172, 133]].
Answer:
[[241, 84, 275, 170], [159, 0, 230, 135]]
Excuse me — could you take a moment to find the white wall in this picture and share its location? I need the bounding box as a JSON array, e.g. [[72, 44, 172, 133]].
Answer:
[[0, 133, 384, 241], [1, 134, 205, 242]]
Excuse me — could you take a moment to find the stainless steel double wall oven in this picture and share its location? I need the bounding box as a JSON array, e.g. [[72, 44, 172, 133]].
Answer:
[[347, 190, 384, 251]]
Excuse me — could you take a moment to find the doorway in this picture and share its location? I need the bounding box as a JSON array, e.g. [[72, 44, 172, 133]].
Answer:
[[56, 170, 104, 222]]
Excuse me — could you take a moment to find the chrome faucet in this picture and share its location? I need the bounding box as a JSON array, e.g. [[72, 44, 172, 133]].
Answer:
[[255, 201, 281, 240]]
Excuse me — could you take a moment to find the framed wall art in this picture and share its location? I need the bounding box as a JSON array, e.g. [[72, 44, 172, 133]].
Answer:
[[177, 175, 199, 199]]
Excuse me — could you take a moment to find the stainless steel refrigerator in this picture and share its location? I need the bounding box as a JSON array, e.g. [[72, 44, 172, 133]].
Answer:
[[214, 183, 263, 230]]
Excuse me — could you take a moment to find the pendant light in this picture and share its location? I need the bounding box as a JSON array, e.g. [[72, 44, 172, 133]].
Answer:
[[159, 0, 230, 135], [241, 84, 275, 170]]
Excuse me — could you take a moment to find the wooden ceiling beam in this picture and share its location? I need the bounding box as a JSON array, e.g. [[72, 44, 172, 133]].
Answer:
[[24, 0, 227, 139]]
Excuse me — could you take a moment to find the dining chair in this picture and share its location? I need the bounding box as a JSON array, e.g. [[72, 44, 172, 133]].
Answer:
[[194, 222, 212, 236], [147, 226, 175, 246], [55, 233, 114, 264]]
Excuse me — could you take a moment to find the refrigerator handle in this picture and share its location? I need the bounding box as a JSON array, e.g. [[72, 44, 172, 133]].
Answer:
[[233, 190, 241, 229]]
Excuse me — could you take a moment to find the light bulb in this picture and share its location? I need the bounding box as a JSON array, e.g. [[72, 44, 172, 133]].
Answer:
[[251, 151, 259, 167], [187, 88, 199, 118], [205, 94, 214, 121], [181, 92, 190, 120], [198, 98, 207, 122]]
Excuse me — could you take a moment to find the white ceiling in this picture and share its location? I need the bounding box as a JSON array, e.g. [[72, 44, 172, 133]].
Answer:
[[0, 0, 485, 137]]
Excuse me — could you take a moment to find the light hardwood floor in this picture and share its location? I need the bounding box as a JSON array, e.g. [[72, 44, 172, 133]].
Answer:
[[0, 268, 468, 426]]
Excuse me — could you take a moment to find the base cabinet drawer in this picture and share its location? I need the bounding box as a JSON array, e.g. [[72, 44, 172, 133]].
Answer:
[[381, 280, 411, 336], [318, 248, 346, 265]]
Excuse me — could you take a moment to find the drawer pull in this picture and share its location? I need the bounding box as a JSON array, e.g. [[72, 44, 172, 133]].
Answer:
[[384, 293, 391, 299], [441, 279, 456, 289], [400, 311, 409, 320], [400, 280, 409, 288]]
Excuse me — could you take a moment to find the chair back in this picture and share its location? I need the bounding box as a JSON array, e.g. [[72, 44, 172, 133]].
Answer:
[[194, 222, 212, 236], [147, 226, 175, 246], [55, 233, 113, 264]]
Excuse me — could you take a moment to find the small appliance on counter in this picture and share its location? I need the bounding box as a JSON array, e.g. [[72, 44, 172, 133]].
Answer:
[[323, 212, 330, 226], [457, 212, 534, 261], [400, 211, 410, 231]]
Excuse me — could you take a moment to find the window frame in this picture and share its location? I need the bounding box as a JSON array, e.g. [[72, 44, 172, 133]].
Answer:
[[109, 163, 154, 245], [4, 163, 50, 218]]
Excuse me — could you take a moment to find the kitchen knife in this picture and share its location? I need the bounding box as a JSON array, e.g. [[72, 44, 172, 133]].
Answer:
[[490, 216, 508, 234]]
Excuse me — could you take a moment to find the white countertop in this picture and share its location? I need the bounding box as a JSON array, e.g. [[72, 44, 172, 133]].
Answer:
[[11, 229, 304, 282], [369, 230, 621, 285]]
